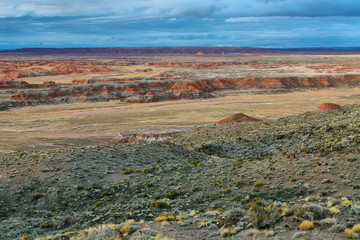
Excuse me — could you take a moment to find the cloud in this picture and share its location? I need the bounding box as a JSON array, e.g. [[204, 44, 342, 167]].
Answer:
[[1, 0, 360, 49], [0, 0, 360, 19], [1, 14, 360, 49]]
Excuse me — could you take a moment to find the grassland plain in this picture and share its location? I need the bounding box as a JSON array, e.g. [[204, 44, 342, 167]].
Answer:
[[1, 52, 360, 239], [1, 87, 360, 153], [0, 105, 359, 239], [1, 52, 360, 152]]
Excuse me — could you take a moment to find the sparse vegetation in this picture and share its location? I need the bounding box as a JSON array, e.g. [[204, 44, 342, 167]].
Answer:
[[299, 220, 314, 231], [345, 228, 358, 239], [353, 224, 360, 232], [1, 56, 360, 240], [124, 168, 133, 174], [247, 200, 284, 229]]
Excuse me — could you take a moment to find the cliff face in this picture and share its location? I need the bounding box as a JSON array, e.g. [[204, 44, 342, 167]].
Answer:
[[1, 55, 360, 110], [5, 75, 360, 106]]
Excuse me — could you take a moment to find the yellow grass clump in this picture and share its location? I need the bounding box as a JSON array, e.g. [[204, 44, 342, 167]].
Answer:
[[161, 221, 170, 226], [120, 224, 131, 236], [200, 220, 209, 228], [155, 214, 176, 222], [353, 224, 360, 232], [299, 220, 314, 231], [345, 229, 358, 238], [167, 215, 176, 221], [330, 207, 340, 214], [342, 200, 353, 205], [155, 216, 169, 222]]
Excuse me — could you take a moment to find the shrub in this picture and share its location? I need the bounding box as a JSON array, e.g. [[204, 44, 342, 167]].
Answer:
[[345, 229, 358, 238], [155, 213, 175, 223], [146, 182, 155, 188], [120, 224, 131, 237], [287, 204, 306, 218], [343, 200, 353, 205], [353, 224, 360, 232], [330, 207, 340, 214], [167, 189, 180, 199], [149, 201, 169, 209], [167, 215, 175, 221], [247, 200, 284, 229], [161, 221, 170, 226], [199, 220, 209, 228], [299, 220, 314, 231], [124, 168, 133, 174], [155, 216, 168, 222], [305, 203, 333, 220]]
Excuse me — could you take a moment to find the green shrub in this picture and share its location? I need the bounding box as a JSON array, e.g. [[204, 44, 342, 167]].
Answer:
[[149, 201, 169, 209], [124, 168, 133, 174], [167, 189, 180, 199], [247, 200, 283, 229]]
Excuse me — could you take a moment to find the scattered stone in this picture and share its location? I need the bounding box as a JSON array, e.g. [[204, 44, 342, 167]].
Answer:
[[292, 231, 311, 240], [329, 224, 346, 233]]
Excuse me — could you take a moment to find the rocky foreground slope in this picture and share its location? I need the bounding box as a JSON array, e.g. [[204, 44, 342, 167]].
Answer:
[[0, 106, 360, 239]]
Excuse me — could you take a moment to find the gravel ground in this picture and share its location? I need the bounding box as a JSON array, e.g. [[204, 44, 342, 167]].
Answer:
[[1, 106, 360, 239]]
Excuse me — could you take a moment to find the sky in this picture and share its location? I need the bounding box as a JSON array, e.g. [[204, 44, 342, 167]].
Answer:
[[1, 0, 360, 49]]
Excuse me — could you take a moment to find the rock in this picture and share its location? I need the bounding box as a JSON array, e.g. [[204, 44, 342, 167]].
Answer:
[[179, 222, 192, 227], [265, 230, 275, 237], [207, 232, 220, 239], [329, 224, 346, 233], [351, 204, 360, 215], [305, 203, 333, 220], [274, 185, 308, 201], [321, 179, 332, 184], [237, 229, 259, 237], [292, 231, 311, 240], [222, 208, 245, 219]]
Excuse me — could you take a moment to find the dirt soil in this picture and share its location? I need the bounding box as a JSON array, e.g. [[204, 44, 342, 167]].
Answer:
[[0, 105, 359, 240]]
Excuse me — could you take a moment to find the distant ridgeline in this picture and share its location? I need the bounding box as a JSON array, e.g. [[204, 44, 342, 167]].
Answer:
[[2, 47, 360, 55]]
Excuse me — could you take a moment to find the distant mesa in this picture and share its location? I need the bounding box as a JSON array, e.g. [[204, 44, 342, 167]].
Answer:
[[195, 51, 205, 55], [216, 113, 261, 125], [318, 103, 341, 111]]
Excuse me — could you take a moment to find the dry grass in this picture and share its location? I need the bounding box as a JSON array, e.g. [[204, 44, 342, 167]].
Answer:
[[299, 220, 314, 231], [353, 224, 360, 232], [16, 63, 169, 84], [345, 229, 359, 239], [1, 87, 360, 152]]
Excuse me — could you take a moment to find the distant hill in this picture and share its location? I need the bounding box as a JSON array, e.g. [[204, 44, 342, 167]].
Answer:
[[1, 47, 360, 55]]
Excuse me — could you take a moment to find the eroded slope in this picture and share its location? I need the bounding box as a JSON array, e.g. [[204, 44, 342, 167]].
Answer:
[[0, 106, 359, 239]]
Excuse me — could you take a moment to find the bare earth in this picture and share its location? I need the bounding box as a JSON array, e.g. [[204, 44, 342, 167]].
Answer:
[[1, 53, 360, 152], [0, 50, 360, 240]]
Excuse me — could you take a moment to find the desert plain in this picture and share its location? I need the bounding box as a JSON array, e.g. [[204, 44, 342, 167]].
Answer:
[[0, 48, 360, 239]]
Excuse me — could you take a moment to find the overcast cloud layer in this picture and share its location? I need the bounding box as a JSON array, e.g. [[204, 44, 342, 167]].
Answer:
[[1, 0, 360, 49]]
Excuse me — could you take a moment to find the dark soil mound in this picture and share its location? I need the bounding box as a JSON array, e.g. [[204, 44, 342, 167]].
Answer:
[[217, 113, 260, 125], [318, 103, 341, 111]]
